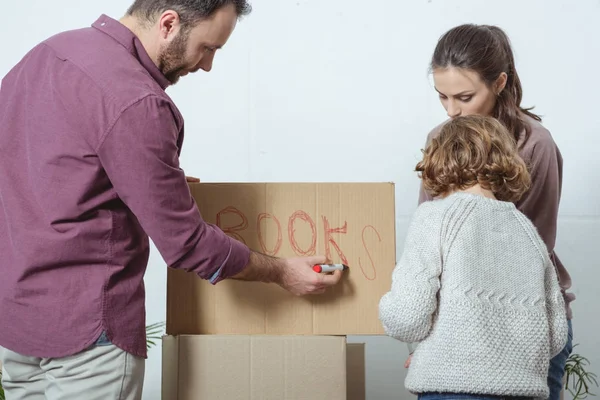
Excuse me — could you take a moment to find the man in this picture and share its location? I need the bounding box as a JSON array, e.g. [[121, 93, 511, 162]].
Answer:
[[0, 1, 342, 398]]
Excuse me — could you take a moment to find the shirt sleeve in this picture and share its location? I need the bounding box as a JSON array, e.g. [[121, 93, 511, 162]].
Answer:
[[97, 95, 250, 284], [418, 182, 434, 205], [378, 203, 442, 343], [516, 137, 563, 255], [544, 256, 569, 357], [417, 124, 444, 205]]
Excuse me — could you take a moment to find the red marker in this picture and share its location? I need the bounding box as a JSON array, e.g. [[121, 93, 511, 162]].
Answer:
[[312, 264, 349, 273]]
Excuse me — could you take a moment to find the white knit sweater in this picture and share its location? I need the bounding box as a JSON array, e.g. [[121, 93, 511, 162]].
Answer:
[[379, 192, 569, 398]]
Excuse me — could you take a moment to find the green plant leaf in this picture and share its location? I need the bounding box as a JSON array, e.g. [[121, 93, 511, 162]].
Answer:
[[146, 321, 166, 350], [0, 370, 4, 400], [565, 345, 599, 400]]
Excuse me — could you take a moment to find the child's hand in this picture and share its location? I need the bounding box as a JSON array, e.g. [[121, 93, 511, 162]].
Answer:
[[404, 354, 412, 368]]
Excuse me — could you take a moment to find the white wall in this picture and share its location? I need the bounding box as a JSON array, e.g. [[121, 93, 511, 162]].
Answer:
[[3, 1, 599, 399]]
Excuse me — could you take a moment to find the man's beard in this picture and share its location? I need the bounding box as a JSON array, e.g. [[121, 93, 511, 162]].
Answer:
[[157, 31, 190, 84]]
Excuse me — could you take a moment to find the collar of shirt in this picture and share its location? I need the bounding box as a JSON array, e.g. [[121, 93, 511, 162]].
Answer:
[[91, 14, 171, 90]]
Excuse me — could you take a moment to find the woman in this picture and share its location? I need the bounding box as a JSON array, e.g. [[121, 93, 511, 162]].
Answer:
[[416, 24, 574, 399]]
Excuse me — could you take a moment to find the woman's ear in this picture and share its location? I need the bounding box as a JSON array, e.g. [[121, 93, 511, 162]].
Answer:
[[495, 72, 508, 95]]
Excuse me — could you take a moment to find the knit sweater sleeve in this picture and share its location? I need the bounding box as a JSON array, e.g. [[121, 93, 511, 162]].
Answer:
[[378, 202, 442, 343], [544, 256, 569, 357]]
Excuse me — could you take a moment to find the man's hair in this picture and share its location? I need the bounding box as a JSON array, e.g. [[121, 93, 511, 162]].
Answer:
[[126, 0, 252, 28], [415, 115, 531, 202]]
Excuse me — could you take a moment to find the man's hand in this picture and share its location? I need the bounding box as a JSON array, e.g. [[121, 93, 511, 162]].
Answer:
[[404, 354, 412, 368], [233, 252, 343, 296], [279, 255, 343, 296], [186, 176, 200, 183]]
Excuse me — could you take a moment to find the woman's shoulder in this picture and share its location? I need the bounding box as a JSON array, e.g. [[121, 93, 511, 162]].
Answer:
[[521, 114, 559, 146], [517, 115, 562, 170], [426, 115, 556, 143], [424, 119, 450, 143]]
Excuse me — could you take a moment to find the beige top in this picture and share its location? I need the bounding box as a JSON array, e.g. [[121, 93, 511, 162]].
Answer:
[[419, 115, 575, 319]]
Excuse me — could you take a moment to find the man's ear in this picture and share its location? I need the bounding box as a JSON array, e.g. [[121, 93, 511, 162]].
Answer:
[[157, 10, 181, 40]]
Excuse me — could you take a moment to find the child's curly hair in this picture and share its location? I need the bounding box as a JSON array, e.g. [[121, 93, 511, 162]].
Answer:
[[416, 115, 531, 202]]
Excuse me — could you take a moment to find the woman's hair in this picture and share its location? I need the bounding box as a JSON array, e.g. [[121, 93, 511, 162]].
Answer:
[[416, 115, 531, 202], [431, 24, 541, 141]]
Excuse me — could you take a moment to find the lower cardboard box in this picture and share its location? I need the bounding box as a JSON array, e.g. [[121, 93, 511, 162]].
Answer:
[[162, 335, 365, 400]]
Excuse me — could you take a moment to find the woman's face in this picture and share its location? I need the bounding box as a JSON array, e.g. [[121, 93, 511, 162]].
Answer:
[[432, 67, 505, 119]]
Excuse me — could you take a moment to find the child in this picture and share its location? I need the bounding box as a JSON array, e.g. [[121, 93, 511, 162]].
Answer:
[[379, 115, 569, 400]]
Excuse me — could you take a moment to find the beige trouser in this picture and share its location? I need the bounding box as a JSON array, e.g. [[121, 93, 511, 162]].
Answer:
[[0, 341, 144, 400]]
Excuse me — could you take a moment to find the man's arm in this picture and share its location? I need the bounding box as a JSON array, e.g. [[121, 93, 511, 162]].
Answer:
[[97, 95, 249, 283], [234, 251, 342, 296], [97, 95, 342, 294], [233, 251, 283, 283]]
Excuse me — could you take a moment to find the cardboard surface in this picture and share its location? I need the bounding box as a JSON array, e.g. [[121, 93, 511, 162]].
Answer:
[[346, 343, 366, 400], [346, 343, 367, 400], [167, 182, 396, 335], [162, 335, 347, 400]]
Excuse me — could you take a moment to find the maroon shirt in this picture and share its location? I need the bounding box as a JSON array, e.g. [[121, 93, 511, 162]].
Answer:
[[419, 115, 575, 320], [0, 15, 250, 359]]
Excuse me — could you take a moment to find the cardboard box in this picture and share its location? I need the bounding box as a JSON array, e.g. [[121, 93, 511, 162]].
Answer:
[[346, 343, 366, 400], [167, 182, 396, 335], [162, 335, 350, 400]]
